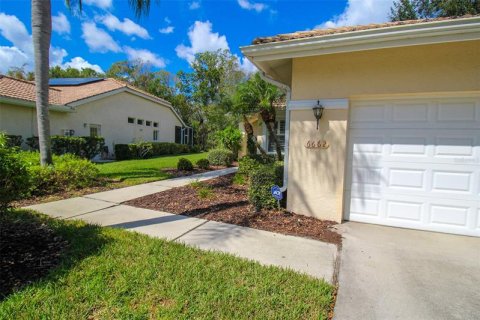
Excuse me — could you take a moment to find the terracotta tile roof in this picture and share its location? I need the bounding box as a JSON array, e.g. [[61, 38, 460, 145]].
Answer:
[[252, 15, 479, 45], [0, 75, 62, 105], [0, 76, 171, 106]]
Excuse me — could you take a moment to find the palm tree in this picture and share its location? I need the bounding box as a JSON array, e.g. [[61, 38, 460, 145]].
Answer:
[[234, 73, 285, 161], [31, 0, 154, 165]]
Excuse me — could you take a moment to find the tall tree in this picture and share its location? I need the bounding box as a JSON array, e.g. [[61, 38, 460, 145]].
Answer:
[[31, 0, 156, 166], [177, 49, 245, 150], [390, 0, 418, 21], [234, 73, 285, 161], [390, 0, 479, 21]]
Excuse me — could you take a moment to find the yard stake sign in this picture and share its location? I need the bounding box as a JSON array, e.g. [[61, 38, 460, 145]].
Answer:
[[271, 185, 283, 208], [305, 140, 330, 149]]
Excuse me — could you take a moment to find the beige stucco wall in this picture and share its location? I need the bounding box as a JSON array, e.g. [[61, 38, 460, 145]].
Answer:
[[0, 91, 183, 153], [291, 40, 480, 99], [287, 40, 480, 222]]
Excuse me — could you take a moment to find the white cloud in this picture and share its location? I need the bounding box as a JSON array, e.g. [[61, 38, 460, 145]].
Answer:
[[0, 12, 69, 72], [97, 13, 151, 39], [0, 46, 29, 73], [189, 1, 200, 10], [123, 46, 166, 68], [52, 12, 71, 35], [237, 0, 267, 12], [315, 0, 394, 29], [81, 22, 121, 53], [82, 0, 112, 9], [175, 21, 229, 63], [0, 12, 32, 54], [159, 26, 174, 34], [237, 56, 257, 74], [62, 57, 104, 73], [165, 17, 171, 24]]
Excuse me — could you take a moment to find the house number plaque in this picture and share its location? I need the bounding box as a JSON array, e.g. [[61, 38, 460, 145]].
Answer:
[[305, 140, 330, 149]]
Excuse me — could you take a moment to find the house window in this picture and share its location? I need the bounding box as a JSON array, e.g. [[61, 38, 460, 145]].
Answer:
[[89, 124, 101, 137], [137, 119, 144, 125], [128, 117, 135, 124], [267, 120, 285, 153], [146, 121, 152, 126], [153, 122, 158, 128], [153, 130, 159, 141]]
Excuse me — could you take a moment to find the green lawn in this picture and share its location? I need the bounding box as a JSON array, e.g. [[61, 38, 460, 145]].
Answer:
[[97, 152, 208, 185], [0, 210, 334, 319]]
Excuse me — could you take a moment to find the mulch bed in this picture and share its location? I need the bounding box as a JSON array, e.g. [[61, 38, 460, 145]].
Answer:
[[0, 216, 68, 299], [125, 174, 342, 245]]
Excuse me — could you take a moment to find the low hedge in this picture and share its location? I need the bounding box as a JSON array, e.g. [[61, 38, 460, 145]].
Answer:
[[19, 152, 99, 196], [115, 142, 195, 160], [207, 148, 234, 167], [26, 136, 105, 159], [247, 161, 284, 211], [5, 135, 23, 148]]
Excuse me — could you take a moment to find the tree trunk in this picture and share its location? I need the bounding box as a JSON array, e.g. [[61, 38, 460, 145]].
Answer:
[[259, 109, 283, 161], [32, 0, 53, 165], [242, 115, 267, 156]]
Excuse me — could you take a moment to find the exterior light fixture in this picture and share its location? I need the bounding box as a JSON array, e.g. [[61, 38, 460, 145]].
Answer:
[[312, 100, 324, 130]]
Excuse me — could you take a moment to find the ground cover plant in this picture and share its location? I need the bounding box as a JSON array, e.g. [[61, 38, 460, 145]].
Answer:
[[0, 210, 334, 319]]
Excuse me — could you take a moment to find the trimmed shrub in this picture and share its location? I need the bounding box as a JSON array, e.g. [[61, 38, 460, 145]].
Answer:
[[115, 142, 195, 160], [83, 136, 106, 159], [26, 136, 39, 150], [207, 148, 234, 167], [114, 144, 132, 160], [196, 158, 210, 170], [27, 135, 105, 159], [177, 158, 194, 171], [248, 162, 284, 210], [19, 152, 99, 196], [5, 135, 23, 148], [51, 135, 85, 157], [0, 135, 31, 210]]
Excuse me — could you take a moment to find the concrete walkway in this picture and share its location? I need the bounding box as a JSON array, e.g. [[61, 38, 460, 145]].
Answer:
[[334, 222, 480, 320], [26, 168, 337, 283]]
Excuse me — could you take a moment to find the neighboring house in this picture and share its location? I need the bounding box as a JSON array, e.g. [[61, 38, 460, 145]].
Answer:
[[0, 76, 191, 156], [241, 15, 480, 237]]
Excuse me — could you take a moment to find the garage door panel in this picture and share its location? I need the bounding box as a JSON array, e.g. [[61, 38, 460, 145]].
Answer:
[[346, 96, 480, 237]]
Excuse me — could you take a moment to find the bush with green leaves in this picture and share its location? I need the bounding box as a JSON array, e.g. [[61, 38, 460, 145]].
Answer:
[[196, 158, 210, 170], [216, 126, 242, 159], [207, 148, 234, 167], [0, 134, 31, 210], [248, 162, 284, 210], [5, 135, 23, 148], [115, 142, 193, 160], [18, 152, 99, 196], [177, 158, 194, 171], [27, 135, 105, 159]]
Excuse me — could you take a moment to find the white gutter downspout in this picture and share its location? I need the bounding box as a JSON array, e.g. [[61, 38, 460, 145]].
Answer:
[[258, 72, 291, 193]]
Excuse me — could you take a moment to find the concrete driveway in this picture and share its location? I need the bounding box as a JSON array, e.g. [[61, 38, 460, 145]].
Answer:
[[334, 222, 480, 320]]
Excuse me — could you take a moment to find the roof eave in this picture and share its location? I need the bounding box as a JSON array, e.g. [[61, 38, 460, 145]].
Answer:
[[241, 16, 480, 62], [0, 96, 74, 112]]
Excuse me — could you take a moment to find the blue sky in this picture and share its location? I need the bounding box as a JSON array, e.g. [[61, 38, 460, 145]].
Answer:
[[0, 0, 395, 75]]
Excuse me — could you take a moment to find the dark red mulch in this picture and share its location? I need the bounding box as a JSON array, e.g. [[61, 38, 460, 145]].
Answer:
[[125, 174, 342, 245], [0, 216, 68, 299]]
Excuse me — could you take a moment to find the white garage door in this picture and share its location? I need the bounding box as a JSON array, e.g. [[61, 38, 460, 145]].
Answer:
[[345, 95, 480, 237]]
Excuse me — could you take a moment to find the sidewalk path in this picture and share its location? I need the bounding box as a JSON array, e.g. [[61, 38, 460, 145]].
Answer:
[[26, 167, 337, 283]]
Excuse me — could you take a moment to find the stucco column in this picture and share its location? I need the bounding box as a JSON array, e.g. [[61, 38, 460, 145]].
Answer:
[[286, 108, 348, 222]]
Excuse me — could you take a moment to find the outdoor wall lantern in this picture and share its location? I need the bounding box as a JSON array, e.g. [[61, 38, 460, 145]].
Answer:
[[312, 100, 324, 130]]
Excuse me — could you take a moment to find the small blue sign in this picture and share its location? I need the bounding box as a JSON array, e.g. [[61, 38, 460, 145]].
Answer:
[[271, 185, 283, 201]]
